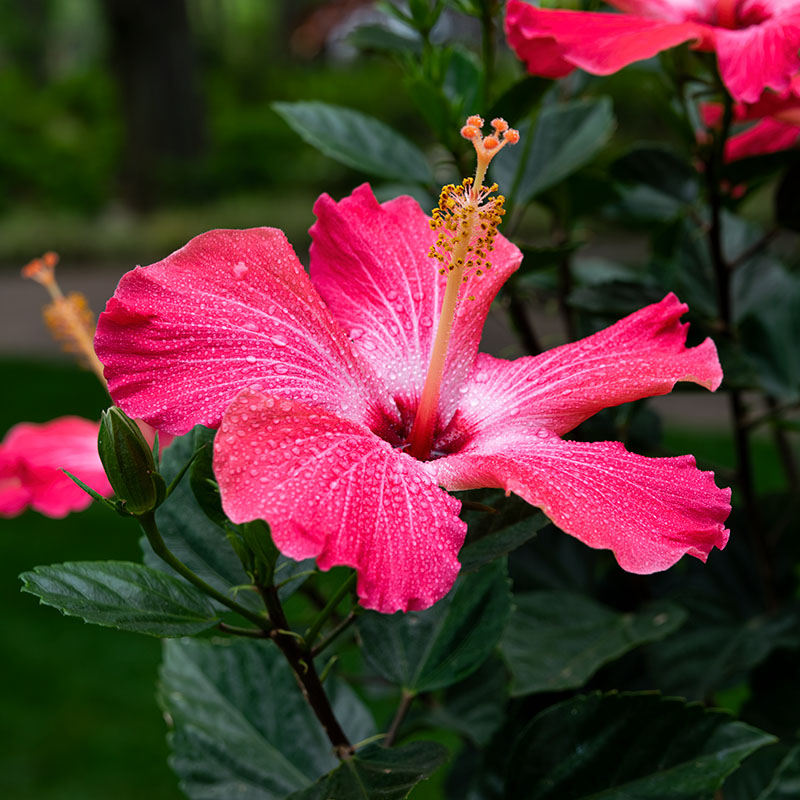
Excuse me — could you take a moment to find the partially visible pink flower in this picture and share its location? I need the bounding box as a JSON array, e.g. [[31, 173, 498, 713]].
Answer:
[[505, 0, 800, 103], [702, 76, 800, 160], [94, 178, 730, 614], [0, 417, 113, 518]]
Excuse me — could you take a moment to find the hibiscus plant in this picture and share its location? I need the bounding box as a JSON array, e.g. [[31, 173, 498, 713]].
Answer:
[[7, 1, 800, 798]]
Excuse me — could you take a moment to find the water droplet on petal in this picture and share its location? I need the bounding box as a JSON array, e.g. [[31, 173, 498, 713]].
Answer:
[[233, 261, 248, 279], [272, 334, 288, 347], [245, 355, 256, 364], [420, 316, 433, 328]]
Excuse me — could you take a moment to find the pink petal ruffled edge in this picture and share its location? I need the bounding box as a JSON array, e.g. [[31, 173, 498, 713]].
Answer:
[[433, 429, 730, 573], [214, 389, 466, 613]]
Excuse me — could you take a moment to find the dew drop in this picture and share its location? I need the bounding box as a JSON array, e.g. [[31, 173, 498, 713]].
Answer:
[[272, 334, 288, 347], [233, 261, 248, 279], [420, 315, 433, 327], [245, 355, 256, 364], [274, 363, 289, 374]]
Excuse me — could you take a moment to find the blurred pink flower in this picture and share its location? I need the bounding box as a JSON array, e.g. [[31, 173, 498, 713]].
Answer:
[[95, 184, 730, 613], [505, 0, 800, 103], [702, 76, 800, 160], [0, 417, 112, 518]]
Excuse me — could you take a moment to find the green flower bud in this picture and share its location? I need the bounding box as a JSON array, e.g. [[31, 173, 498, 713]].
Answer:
[[98, 407, 166, 515]]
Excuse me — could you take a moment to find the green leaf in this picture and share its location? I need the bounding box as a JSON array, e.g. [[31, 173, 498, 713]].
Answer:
[[458, 491, 548, 573], [144, 429, 312, 609], [492, 97, 615, 207], [272, 101, 432, 184], [646, 607, 799, 700], [611, 144, 698, 207], [722, 742, 800, 800], [733, 257, 800, 402], [188, 426, 227, 528], [286, 742, 448, 800], [487, 75, 552, 128], [505, 692, 776, 799], [348, 24, 421, 56], [20, 561, 219, 637], [501, 591, 687, 696], [418, 655, 508, 748], [358, 560, 512, 693], [160, 638, 374, 799]]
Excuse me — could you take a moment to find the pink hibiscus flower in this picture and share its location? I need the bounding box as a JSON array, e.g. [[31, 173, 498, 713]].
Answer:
[[505, 0, 800, 103], [0, 417, 113, 518], [94, 121, 729, 613], [702, 76, 800, 160]]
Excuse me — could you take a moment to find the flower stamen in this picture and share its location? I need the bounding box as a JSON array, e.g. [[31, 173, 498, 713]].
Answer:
[[22, 252, 107, 388], [407, 116, 519, 461]]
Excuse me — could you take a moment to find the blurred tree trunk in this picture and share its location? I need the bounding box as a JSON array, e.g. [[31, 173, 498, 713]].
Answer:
[[8, 0, 48, 84], [102, 0, 206, 211]]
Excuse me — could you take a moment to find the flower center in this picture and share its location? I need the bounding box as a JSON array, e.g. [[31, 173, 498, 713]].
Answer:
[[406, 115, 519, 462], [713, 0, 770, 28]]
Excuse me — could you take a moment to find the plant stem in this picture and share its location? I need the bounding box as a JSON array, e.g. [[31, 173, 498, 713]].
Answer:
[[703, 92, 776, 609], [217, 622, 268, 639], [258, 583, 354, 758], [138, 512, 272, 632], [480, 0, 497, 108], [385, 690, 417, 747], [766, 396, 799, 493], [311, 611, 357, 659], [305, 571, 357, 648]]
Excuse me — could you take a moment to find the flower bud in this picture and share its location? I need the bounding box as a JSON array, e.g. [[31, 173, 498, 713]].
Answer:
[[98, 407, 166, 515]]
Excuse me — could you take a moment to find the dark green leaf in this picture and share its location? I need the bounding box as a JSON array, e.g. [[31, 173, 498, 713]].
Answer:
[[487, 76, 552, 128], [287, 741, 448, 800], [722, 742, 800, 800], [492, 97, 615, 207], [20, 560, 219, 637], [459, 491, 548, 573], [273, 101, 432, 184], [501, 592, 687, 695], [505, 692, 776, 799], [188, 426, 227, 528], [160, 638, 374, 799], [358, 560, 512, 692], [419, 655, 508, 748], [442, 47, 482, 122], [516, 241, 583, 275], [733, 257, 800, 401], [612, 144, 698, 206], [348, 24, 421, 56], [646, 606, 799, 700]]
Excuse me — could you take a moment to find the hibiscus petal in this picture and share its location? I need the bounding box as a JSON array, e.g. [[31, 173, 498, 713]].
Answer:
[[714, 16, 800, 104], [725, 117, 800, 160], [214, 389, 466, 613], [309, 184, 521, 428], [433, 430, 730, 573], [443, 293, 721, 445], [1, 417, 112, 518], [504, 0, 704, 79], [95, 228, 395, 435]]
